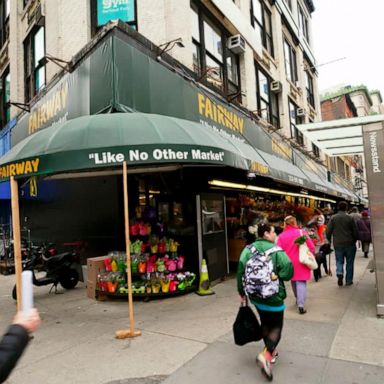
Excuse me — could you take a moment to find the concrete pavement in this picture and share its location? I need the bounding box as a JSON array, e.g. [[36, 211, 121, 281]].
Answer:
[[0, 250, 383, 383]]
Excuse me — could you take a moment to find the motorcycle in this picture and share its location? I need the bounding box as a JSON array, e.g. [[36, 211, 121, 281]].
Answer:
[[12, 244, 79, 300]]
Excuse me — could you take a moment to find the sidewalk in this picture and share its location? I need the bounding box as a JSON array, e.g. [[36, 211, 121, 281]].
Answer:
[[0, 250, 383, 384], [162, 252, 384, 384]]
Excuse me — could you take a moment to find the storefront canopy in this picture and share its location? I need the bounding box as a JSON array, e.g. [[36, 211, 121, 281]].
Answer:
[[296, 114, 384, 157], [0, 112, 273, 181]]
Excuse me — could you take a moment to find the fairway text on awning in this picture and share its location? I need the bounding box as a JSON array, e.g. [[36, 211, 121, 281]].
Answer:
[[0, 158, 40, 179], [197, 93, 244, 134]]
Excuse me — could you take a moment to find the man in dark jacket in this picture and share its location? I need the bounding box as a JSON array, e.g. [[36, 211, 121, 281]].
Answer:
[[0, 309, 41, 383], [326, 201, 359, 287]]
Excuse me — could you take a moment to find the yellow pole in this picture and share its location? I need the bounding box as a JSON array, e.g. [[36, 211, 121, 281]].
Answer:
[[10, 176, 22, 312], [115, 161, 141, 339]]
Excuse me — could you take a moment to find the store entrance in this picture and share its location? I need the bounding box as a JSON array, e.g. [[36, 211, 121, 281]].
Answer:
[[197, 193, 228, 281]]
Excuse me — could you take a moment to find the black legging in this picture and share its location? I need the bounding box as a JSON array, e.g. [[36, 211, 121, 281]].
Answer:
[[256, 308, 284, 354]]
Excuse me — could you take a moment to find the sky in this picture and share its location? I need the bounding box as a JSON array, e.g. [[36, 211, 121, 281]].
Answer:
[[311, 0, 384, 97]]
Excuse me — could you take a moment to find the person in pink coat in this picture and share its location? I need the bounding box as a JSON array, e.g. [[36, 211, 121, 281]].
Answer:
[[277, 215, 315, 314]]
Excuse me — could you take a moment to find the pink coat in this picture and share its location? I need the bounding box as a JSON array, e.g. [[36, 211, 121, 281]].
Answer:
[[277, 225, 315, 281]]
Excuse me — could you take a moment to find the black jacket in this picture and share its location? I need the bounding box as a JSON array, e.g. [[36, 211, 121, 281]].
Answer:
[[0, 324, 30, 383]]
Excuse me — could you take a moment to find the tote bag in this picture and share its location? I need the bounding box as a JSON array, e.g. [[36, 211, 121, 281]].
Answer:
[[298, 230, 318, 271], [233, 301, 262, 346]]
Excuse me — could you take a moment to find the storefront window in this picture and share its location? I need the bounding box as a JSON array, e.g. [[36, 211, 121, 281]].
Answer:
[[158, 202, 170, 223], [202, 198, 224, 234]]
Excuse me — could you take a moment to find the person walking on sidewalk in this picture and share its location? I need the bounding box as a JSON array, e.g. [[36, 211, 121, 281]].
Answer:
[[326, 201, 358, 287], [307, 209, 326, 244], [349, 206, 361, 223], [277, 215, 315, 314], [237, 223, 293, 381], [356, 211, 372, 258]]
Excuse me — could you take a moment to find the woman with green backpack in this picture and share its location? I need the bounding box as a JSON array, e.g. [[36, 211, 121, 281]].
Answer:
[[237, 223, 293, 381]]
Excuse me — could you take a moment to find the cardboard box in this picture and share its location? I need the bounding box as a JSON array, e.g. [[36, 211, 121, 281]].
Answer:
[[87, 255, 108, 283], [86, 255, 109, 299], [86, 280, 95, 299]]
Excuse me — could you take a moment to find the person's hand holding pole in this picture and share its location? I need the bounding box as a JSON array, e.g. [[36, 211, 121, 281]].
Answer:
[[12, 308, 41, 334]]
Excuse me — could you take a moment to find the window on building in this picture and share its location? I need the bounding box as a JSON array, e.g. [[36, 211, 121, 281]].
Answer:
[[255, 65, 279, 128], [92, 0, 137, 32], [289, 100, 304, 145], [204, 19, 224, 90], [298, 5, 309, 41], [329, 156, 337, 173], [0, 0, 10, 48], [251, 0, 273, 56], [24, 26, 46, 102], [284, 39, 297, 82], [0, 68, 10, 128], [312, 143, 320, 158], [305, 70, 315, 108], [191, 4, 240, 98]]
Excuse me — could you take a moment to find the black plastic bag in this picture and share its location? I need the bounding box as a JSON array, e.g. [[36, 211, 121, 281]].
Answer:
[[233, 304, 262, 346]]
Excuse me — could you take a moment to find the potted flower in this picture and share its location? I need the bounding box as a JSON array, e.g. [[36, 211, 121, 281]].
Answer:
[[161, 277, 170, 293], [149, 234, 159, 254], [151, 277, 161, 294], [169, 239, 180, 253]]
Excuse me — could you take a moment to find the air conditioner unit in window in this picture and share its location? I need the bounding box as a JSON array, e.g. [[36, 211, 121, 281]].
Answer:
[[227, 34, 246, 54], [271, 81, 282, 93], [297, 107, 306, 117]]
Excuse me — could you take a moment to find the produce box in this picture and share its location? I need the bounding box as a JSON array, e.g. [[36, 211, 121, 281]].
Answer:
[[86, 255, 109, 299]]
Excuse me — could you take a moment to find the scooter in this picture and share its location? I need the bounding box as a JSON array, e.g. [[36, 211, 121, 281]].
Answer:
[[12, 245, 79, 300]]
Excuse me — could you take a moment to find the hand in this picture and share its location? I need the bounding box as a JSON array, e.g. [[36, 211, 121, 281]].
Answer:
[[240, 295, 246, 304], [13, 308, 41, 334]]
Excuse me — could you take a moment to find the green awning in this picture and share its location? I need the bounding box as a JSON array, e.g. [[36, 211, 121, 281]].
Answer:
[[0, 113, 270, 180]]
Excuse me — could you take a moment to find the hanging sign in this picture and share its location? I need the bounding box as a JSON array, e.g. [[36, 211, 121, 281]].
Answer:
[[97, 0, 135, 26]]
